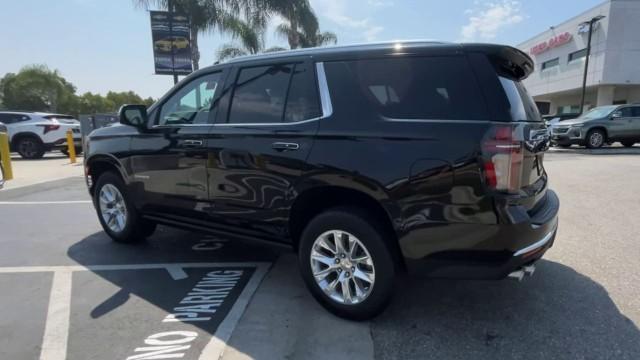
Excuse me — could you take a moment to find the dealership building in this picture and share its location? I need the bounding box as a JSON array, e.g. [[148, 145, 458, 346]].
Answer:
[[517, 0, 640, 115]]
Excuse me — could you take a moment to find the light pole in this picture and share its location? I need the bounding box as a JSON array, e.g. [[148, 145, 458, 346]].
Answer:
[[578, 15, 605, 114]]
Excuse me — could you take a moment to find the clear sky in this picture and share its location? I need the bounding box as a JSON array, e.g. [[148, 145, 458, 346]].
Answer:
[[1, 0, 604, 99]]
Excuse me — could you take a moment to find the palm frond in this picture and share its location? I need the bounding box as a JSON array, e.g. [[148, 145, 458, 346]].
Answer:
[[263, 46, 287, 53], [216, 43, 249, 62]]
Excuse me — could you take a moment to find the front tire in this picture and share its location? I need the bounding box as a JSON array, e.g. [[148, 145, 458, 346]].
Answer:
[[586, 129, 606, 149], [93, 172, 156, 243], [298, 207, 396, 320], [16, 137, 45, 159]]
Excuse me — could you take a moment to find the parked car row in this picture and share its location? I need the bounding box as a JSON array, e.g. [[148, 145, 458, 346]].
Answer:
[[546, 104, 640, 148], [0, 111, 82, 159]]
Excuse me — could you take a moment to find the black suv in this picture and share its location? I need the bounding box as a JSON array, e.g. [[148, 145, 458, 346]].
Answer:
[[85, 41, 559, 319]]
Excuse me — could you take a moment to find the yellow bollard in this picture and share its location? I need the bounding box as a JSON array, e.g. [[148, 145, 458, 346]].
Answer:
[[66, 130, 76, 164], [0, 132, 13, 180]]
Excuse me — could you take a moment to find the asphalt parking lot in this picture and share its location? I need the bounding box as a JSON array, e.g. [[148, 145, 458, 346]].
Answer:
[[1, 147, 639, 360]]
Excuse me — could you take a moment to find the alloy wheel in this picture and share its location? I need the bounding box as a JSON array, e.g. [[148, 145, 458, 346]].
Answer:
[[18, 139, 38, 158], [310, 230, 376, 305], [589, 132, 604, 148], [99, 184, 128, 233]]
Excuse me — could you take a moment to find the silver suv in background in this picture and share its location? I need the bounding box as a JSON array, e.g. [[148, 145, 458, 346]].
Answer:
[[0, 111, 82, 159], [550, 105, 640, 148]]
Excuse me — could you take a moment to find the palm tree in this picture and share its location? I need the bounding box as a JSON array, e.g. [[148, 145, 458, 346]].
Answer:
[[279, 26, 337, 48], [256, 0, 319, 49], [215, 14, 286, 62]]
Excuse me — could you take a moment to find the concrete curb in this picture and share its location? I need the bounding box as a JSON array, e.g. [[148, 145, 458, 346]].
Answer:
[[0, 176, 85, 200]]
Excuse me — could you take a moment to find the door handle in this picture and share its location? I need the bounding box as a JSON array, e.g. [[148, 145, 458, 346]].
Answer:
[[183, 139, 204, 147], [272, 142, 300, 151]]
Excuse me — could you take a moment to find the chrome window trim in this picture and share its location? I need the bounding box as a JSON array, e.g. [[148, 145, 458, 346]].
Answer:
[[150, 123, 214, 129], [316, 62, 333, 119], [213, 62, 333, 127]]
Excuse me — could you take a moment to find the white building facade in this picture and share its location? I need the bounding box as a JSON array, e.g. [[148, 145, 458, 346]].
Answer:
[[517, 0, 640, 115]]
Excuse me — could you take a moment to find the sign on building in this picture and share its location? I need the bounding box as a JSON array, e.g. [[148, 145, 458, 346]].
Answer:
[[150, 11, 193, 76]]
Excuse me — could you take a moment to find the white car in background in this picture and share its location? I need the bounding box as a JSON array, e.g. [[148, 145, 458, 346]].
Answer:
[[0, 111, 82, 159]]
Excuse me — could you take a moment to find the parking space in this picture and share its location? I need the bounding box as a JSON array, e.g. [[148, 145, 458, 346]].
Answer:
[[0, 177, 279, 360], [1, 150, 640, 359]]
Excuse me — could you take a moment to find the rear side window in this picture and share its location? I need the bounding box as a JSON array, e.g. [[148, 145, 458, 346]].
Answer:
[[0, 114, 30, 124], [326, 56, 488, 120], [227, 63, 320, 124], [284, 63, 321, 122]]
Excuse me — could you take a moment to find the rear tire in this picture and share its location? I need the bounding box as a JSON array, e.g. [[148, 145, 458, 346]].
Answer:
[[93, 171, 156, 243], [298, 207, 396, 320], [16, 136, 45, 159], [621, 141, 635, 148], [586, 129, 605, 149]]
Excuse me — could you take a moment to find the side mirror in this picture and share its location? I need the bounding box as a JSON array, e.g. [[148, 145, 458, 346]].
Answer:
[[610, 111, 622, 120], [119, 104, 148, 129]]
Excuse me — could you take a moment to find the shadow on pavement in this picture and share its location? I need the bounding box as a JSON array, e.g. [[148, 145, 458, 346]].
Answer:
[[66, 227, 281, 341], [373, 260, 640, 359]]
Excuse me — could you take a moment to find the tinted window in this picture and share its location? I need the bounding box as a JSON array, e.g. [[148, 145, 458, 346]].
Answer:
[[632, 107, 640, 117], [499, 77, 542, 122], [618, 107, 633, 117], [0, 114, 29, 124], [569, 49, 587, 62], [328, 56, 488, 120], [228, 64, 292, 124], [284, 63, 321, 122], [541, 58, 559, 70], [159, 72, 221, 125]]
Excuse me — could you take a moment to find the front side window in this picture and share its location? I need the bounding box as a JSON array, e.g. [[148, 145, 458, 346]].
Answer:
[[158, 72, 221, 125]]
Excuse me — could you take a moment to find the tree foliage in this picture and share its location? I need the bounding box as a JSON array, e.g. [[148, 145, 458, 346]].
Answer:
[[0, 65, 154, 116]]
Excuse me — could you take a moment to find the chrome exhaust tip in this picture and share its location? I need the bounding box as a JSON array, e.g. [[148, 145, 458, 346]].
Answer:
[[523, 264, 536, 276], [508, 264, 536, 282], [508, 269, 525, 282]]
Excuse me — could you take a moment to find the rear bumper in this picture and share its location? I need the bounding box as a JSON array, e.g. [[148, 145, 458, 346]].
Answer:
[[551, 130, 584, 145], [404, 189, 559, 279]]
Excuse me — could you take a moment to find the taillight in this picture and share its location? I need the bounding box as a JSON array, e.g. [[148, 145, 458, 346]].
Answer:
[[482, 125, 523, 193], [39, 124, 60, 134]]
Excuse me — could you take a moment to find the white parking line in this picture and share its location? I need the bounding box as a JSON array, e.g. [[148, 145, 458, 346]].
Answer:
[[199, 263, 270, 359], [39, 270, 72, 360], [0, 262, 269, 273], [0, 262, 271, 360], [0, 201, 92, 205]]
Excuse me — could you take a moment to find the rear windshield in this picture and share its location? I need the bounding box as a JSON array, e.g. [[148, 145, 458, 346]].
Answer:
[[498, 77, 541, 122]]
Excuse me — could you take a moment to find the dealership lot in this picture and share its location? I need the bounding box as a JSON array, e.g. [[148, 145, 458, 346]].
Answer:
[[1, 149, 640, 359]]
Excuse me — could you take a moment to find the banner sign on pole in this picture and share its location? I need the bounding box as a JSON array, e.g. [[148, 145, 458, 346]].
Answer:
[[150, 11, 193, 75]]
